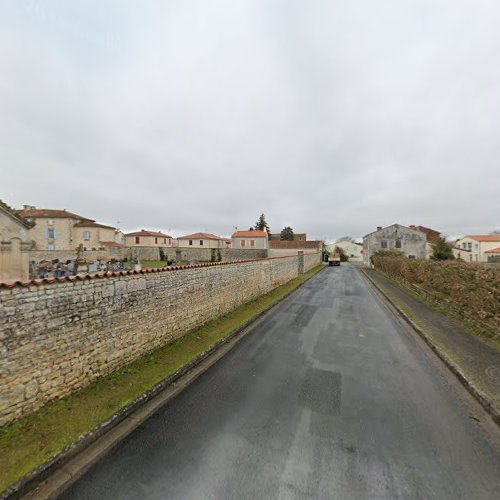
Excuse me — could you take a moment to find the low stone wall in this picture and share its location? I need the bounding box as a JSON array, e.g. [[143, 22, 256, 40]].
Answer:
[[0, 253, 321, 424], [160, 247, 267, 262]]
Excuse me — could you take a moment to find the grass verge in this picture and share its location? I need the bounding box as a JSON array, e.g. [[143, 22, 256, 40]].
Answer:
[[0, 264, 323, 492]]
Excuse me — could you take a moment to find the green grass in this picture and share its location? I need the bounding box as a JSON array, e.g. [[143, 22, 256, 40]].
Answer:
[[0, 265, 323, 492], [141, 260, 169, 268]]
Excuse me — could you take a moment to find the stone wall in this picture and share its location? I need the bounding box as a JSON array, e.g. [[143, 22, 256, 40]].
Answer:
[[0, 253, 321, 424], [160, 247, 267, 262]]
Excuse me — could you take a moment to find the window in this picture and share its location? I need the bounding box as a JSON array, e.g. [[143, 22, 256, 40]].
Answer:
[[200, 240, 204, 246], [155, 237, 158, 244], [241, 239, 246, 247], [83, 231, 91, 241], [250, 240, 255, 247], [467, 242, 472, 250], [48, 219, 54, 226], [381, 240, 388, 249], [395, 239, 402, 249], [164, 238, 167, 244], [135, 236, 140, 244], [189, 240, 193, 246], [408, 255, 416, 259], [47, 243, 55, 250], [47, 228, 55, 239]]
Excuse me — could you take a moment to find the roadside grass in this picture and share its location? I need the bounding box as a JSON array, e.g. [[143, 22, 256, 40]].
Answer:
[[0, 265, 323, 492], [375, 270, 500, 352]]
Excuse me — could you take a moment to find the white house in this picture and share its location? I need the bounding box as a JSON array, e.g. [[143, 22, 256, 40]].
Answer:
[[231, 230, 268, 250], [455, 235, 500, 262]]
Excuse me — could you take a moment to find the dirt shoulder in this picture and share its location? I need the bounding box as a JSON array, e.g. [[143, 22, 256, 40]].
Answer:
[[362, 267, 500, 426]]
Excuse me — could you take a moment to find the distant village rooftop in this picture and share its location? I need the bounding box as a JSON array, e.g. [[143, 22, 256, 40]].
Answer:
[[178, 232, 226, 240], [232, 230, 268, 238], [125, 230, 172, 238]]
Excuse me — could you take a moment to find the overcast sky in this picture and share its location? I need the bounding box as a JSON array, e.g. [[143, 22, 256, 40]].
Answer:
[[1, 0, 499, 240]]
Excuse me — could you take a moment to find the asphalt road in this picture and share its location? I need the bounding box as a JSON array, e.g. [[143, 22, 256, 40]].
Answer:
[[62, 265, 500, 500]]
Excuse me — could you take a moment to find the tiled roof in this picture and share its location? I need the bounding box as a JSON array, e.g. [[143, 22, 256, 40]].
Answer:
[[125, 230, 172, 238], [0, 200, 34, 229], [177, 232, 225, 240], [74, 220, 116, 230], [232, 230, 268, 238], [464, 235, 500, 242], [269, 240, 322, 249], [16, 208, 89, 220], [485, 246, 500, 253], [99, 241, 127, 248]]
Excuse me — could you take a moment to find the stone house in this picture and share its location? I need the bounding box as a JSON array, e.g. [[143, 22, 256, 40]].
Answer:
[[177, 233, 229, 249], [0, 200, 34, 281], [455, 235, 500, 263], [363, 224, 427, 265], [231, 230, 269, 250], [124, 230, 173, 247], [16, 206, 118, 251]]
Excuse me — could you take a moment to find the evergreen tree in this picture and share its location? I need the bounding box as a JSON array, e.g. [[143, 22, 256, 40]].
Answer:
[[431, 237, 455, 260], [254, 213, 270, 234], [280, 226, 294, 240]]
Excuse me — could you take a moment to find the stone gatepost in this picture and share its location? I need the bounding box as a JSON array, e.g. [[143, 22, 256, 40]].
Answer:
[[298, 251, 304, 275]]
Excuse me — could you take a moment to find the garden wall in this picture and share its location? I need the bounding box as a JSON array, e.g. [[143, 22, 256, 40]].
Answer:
[[0, 253, 321, 424]]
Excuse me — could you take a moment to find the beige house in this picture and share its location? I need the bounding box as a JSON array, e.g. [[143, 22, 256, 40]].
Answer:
[[124, 230, 173, 247], [269, 240, 321, 257], [455, 235, 500, 263], [73, 220, 118, 250], [0, 201, 34, 281], [232, 230, 269, 249], [177, 233, 228, 249], [330, 240, 363, 261], [16, 206, 119, 251]]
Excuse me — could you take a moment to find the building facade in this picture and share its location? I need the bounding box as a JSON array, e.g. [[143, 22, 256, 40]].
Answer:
[[124, 230, 173, 247], [177, 233, 228, 249], [231, 230, 269, 250], [0, 201, 34, 281], [455, 235, 500, 263], [329, 240, 363, 261], [363, 224, 427, 265]]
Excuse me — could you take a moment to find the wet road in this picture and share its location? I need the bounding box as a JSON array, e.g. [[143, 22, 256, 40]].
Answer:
[[63, 265, 500, 499]]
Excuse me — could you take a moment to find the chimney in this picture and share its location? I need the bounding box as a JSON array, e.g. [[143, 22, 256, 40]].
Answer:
[[23, 204, 35, 210], [409, 225, 416, 229], [377, 226, 382, 231]]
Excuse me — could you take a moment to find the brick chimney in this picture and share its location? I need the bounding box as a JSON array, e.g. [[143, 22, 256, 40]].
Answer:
[[377, 226, 382, 231], [409, 225, 416, 229]]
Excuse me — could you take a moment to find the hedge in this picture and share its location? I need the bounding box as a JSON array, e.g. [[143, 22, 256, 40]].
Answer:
[[371, 256, 500, 339]]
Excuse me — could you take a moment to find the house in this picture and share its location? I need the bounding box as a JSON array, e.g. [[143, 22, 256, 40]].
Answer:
[[484, 246, 500, 263], [329, 240, 363, 261], [268, 233, 307, 241], [16, 206, 119, 251], [0, 200, 34, 281], [455, 235, 500, 263], [124, 230, 173, 247], [268, 240, 321, 257], [363, 224, 427, 266], [177, 233, 228, 249], [453, 246, 472, 261], [409, 225, 441, 258], [231, 230, 269, 249]]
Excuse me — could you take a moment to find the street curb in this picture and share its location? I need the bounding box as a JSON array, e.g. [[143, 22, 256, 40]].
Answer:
[[3, 265, 326, 500], [360, 267, 500, 428]]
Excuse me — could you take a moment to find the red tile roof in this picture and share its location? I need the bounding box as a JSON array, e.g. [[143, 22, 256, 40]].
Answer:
[[177, 232, 226, 240], [16, 208, 89, 220], [74, 221, 116, 230], [465, 235, 500, 242], [232, 230, 268, 238], [485, 246, 500, 253], [125, 230, 172, 238], [99, 241, 127, 248], [269, 240, 322, 249]]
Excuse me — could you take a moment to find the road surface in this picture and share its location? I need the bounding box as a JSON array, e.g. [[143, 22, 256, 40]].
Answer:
[[62, 265, 500, 499]]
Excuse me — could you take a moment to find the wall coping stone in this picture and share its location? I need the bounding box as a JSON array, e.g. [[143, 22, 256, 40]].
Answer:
[[0, 254, 320, 289]]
